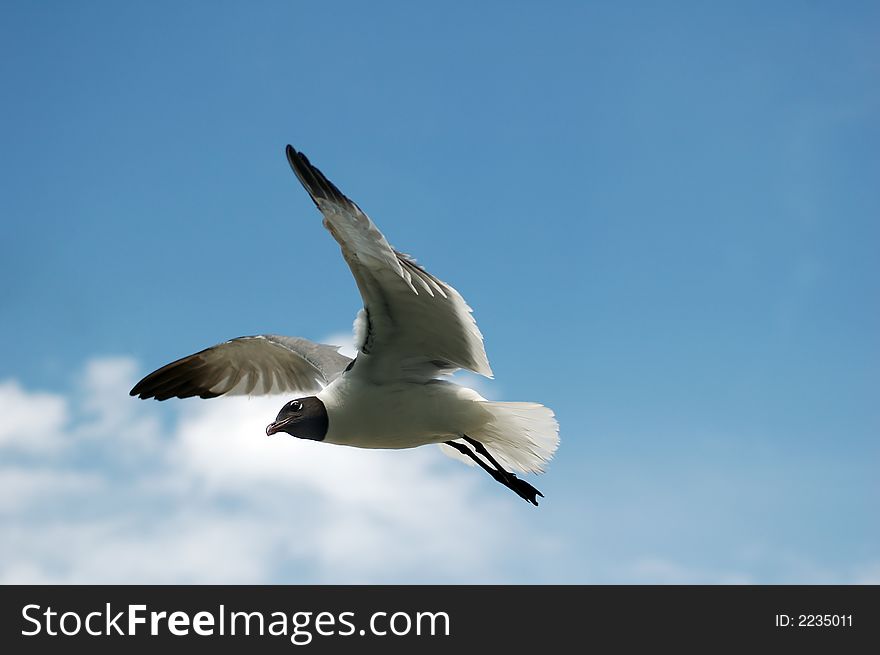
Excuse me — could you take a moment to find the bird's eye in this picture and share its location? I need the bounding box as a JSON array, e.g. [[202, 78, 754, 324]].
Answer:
[[290, 400, 303, 412]]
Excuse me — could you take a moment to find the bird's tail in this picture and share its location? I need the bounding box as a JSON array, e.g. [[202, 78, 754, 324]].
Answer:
[[440, 401, 559, 474]]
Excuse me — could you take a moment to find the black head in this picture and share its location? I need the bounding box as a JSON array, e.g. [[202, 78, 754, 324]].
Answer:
[[265, 396, 328, 441]]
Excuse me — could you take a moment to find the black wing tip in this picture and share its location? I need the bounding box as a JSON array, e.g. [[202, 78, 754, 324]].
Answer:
[[128, 383, 164, 401], [284, 144, 312, 180], [285, 144, 301, 166], [128, 354, 211, 401], [130, 383, 216, 402], [128, 369, 169, 400], [130, 393, 162, 401], [284, 144, 315, 168], [129, 381, 151, 399], [284, 144, 351, 209]]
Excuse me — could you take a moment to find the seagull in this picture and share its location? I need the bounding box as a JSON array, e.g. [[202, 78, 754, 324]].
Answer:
[[130, 146, 559, 505]]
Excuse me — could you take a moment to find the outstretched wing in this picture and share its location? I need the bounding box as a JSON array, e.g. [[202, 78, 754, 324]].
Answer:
[[286, 145, 492, 382], [130, 335, 352, 401]]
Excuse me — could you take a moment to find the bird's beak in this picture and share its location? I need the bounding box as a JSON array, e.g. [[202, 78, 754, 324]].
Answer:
[[266, 417, 293, 436]]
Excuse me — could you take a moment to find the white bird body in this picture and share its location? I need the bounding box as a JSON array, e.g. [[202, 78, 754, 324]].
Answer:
[[318, 376, 490, 450], [131, 145, 559, 504]]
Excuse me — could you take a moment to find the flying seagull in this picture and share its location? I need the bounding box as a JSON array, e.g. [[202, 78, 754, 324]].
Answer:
[[130, 146, 559, 505]]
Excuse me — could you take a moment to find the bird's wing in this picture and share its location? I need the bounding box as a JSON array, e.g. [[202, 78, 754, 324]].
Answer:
[[130, 335, 352, 400], [286, 145, 492, 381]]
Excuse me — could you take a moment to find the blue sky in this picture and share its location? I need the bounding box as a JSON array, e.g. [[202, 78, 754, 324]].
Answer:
[[1, 1, 878, 583]]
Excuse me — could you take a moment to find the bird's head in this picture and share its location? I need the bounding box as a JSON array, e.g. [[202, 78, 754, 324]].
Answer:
[[265, 396, 328, 441]]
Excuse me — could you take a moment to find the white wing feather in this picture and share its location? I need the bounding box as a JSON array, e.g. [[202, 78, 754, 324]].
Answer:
[[286, 146, 492, 382], [130, 335, 352, 400]]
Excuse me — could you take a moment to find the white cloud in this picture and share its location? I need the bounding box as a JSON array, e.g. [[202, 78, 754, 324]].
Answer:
[[0, 379, 68, 453], [72, 356, 163, 453], [6, 355, 870, 585], [0, 467, 102, 514], [0, 355, 529, 583], [320, 331, 358, 359]]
